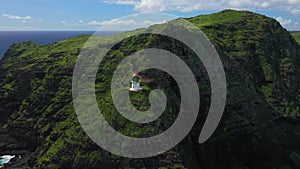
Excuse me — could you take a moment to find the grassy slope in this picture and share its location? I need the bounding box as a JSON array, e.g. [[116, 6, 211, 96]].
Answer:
[[1, 10, 300, 169], [291, 31, 300, 44], [188, 9, 250, 27], [190, 10, 300, 117]]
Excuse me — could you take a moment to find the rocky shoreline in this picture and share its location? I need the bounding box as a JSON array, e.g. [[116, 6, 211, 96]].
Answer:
[[0, 125, 33, 168]]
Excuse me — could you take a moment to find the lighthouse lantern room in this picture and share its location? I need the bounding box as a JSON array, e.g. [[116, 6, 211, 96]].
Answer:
[[129, 73, 142, 92]]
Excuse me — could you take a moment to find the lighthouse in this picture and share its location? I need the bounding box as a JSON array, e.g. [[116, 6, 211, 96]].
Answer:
[[129, 73, 142, 92]]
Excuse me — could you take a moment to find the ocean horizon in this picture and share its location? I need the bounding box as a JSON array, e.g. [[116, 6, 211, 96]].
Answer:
[[0, 31, 121, 59]]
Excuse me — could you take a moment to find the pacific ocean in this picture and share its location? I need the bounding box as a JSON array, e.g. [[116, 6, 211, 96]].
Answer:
[[0, 31, 120, 59]]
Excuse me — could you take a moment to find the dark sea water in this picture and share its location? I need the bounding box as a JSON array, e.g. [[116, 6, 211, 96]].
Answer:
[[0, 31, 120, 59]]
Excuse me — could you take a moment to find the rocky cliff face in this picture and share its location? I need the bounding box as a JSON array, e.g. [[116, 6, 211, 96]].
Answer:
[[0, 10, 300, 169]]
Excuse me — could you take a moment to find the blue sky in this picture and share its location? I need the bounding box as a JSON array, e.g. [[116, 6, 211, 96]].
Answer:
[[0, 0, 300, 31]]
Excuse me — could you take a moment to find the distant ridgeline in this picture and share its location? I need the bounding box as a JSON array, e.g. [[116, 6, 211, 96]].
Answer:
[[0, 31, 122, 59], [0, 10, 300, 169]]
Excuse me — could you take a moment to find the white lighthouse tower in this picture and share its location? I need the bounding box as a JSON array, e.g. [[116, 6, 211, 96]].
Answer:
[[129, 73, 142, 92]]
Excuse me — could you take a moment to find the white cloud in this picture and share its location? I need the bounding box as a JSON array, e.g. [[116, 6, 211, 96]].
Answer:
[[276, 16, 292, 26], [87, 17, 168, 30], [104, 0, 137, 5], [105, 0, 198, 12], [228, 0, 253, 8], [89, 19, 128, 26], [134, 0, 166, 12], [287, 0, 300, 5], [88, 20, 103, 25], [177, 4, 202, 12], [2, 13, 32, 20], [103, 0, 300, 14], [290, 9, 300, 15], [261, 2, 272, 8], [227, 0, 274, 8], [275, 16, 300, 30], [102, 19, 137, 26]]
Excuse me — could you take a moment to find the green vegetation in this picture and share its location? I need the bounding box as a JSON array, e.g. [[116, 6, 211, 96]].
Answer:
[[291, 31, 300, 44], [188, 9, 252, 27], [289, 152, 300, 168], [0, 10, 300, 169]]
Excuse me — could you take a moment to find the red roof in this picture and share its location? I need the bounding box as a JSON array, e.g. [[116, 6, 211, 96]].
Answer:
[[132, 73, 141, 77]]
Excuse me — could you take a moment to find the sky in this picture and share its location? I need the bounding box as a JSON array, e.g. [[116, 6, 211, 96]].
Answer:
[[0, 0, 300, 31]]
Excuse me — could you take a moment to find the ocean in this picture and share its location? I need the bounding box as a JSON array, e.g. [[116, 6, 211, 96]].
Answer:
[[0, 31, 120, 59]]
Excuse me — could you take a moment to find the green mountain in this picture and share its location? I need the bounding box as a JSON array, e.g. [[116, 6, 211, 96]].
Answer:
[[291, 31, 300, 44], [1, 10, 300, 169]]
